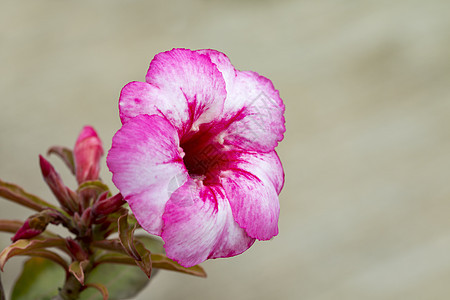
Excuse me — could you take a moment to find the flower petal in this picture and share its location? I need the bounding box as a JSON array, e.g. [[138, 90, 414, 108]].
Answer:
[[220, 71, 286, 152], [161, 179, 255, 267], [107, 114, 188, 234], [144, 48, 227, 134], [195, 49, 237, 93], [119, 81, 189, 134], [220, 151, 283, 240]]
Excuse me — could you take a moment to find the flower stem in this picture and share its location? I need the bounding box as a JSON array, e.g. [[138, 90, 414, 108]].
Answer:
[[52, 260, 94, 300], [52, 240, 94, 300], [52, 274, 83, 300]]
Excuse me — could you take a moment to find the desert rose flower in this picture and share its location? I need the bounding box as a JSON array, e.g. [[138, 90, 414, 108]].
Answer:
[[107, 48, 285, 267]]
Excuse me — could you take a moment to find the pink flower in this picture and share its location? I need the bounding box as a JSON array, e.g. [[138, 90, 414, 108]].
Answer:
[[107, 48, 285, 267]]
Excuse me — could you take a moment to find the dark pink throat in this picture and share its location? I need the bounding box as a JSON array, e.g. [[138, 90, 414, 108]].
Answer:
[[180, 130, 227, 182]]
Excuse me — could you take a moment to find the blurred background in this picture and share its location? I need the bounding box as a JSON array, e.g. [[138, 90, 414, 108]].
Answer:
[[1, 0, 450, 299]]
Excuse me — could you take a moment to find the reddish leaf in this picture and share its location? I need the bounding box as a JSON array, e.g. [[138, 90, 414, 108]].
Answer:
[[95, 251, 205, 278], [0, 238, 67, 271], [84, 283, 109, 300], [151, 253, 206, 278], [0, 179, 58, 212], [47, 146, 75, 175], [117, 214, 140, 261], [133, 242, 152, 278], [0, 220, 24, 234], [117, 213, 152, 277], [95, 252, 135, 265], [20, 249, 69, 271], [92, 239, 126, 254]]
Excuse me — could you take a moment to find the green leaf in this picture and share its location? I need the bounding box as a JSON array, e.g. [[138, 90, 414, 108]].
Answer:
[[47, 146, 75, 175], [11, 257, 65, 300], [0, 179, 59, 212], [79, 263, 149, 300]]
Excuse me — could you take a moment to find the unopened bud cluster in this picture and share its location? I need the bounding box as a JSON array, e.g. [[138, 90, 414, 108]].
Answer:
[[12, 126, 125, 245]]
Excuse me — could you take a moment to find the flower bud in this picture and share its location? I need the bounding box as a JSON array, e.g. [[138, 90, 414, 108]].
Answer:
[[11, 219, 43, 242], [92, 193, 126, 220], [11, 209, 61, 242], [65, 238, 89, 261], [74, 126, 104, 184], [39, 155, 78, 213]]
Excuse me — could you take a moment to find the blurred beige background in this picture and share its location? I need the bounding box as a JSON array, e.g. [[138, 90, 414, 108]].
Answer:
[[1, 0, 450, 299]]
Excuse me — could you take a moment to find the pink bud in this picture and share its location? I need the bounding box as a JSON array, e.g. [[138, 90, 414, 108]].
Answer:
[[11, 219, 43, 242], [39, 155, 78, 213], [66, 238, 89, 261], [92, 193, 126, 219], [74, 126, 104, 184], [11, 210, 64, 242]]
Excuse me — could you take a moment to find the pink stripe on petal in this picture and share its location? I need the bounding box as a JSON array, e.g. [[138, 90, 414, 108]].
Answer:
[[220, 151, 283, 240], [162, 179, 254, 267], [145, 48, 227, 132], [220, 71, 286, 152], [107, 114, 187, 234], [228, 150, 285, 194]]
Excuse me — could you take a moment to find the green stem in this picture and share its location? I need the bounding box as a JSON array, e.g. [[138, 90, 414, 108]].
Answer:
[[52, 238, 94, 300], [52, 261, 94, 300], [52, 274, 83, 300]]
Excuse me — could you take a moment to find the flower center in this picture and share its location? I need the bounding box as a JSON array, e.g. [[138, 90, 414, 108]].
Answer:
[[180, 131, 226, 182]]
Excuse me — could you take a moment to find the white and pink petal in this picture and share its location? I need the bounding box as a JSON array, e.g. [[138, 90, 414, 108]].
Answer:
[[220, 150, 284, 240], [119, 81, 189, 134], [161, 178, 255, 267], [107, 114, 188, 234], [219, 71, 286, 152], [145, 48, 227, 133], [195, 49, 237, 94]]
